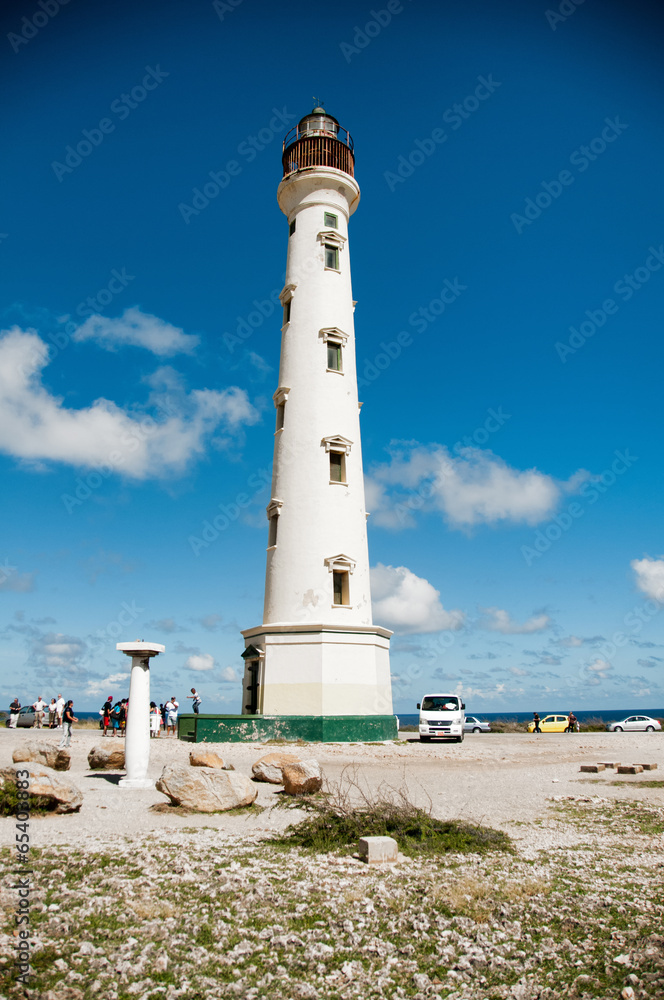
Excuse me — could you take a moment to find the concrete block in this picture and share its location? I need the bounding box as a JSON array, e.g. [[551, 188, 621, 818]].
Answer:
[[598, 762, 620, 768], [580, 764, 605, 772], [616, 765, 643, 774], [638, 763, 657, 770], [358, 835, 398, 864]]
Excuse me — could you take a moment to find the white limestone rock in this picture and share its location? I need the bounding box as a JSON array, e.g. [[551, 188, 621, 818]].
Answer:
[[12, 741, 71, 771], [156, 763, 257, 812], [282, 759, 322, 795]]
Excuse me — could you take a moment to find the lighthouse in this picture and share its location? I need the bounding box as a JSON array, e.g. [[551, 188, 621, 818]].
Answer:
[[240, 107, 395, 741]]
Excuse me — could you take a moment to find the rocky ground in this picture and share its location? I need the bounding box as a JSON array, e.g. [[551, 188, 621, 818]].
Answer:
[[0, 728, 662, 999]]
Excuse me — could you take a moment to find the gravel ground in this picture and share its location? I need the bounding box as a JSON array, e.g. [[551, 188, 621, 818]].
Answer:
[[0, 728, 663, 999]]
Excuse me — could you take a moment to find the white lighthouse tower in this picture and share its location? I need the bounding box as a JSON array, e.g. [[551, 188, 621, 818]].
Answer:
[[241, 107, 394, 741]]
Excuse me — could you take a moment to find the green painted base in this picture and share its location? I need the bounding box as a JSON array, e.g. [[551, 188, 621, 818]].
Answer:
[[177, 713, 398, 744]]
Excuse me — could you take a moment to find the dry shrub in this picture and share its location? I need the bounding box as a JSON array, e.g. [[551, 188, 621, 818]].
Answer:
[[274, 766, 512, 857]]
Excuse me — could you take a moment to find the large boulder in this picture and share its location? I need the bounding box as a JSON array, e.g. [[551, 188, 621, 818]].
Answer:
[[282, 759, 322, 796], [12, 741, 71, 771], [156, 764, 257, 812], [251, 752, 302, 784], [0, 763, 82, 813], [189, 749, 233, 770], [87, 745, 125, 770]]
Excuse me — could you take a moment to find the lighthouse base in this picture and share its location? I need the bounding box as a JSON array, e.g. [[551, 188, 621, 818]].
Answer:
[[240, 622, 393, 718], [177, 713, 398, 743]]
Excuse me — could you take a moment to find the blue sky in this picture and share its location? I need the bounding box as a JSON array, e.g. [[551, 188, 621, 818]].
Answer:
[[1, 0, 663, 714]]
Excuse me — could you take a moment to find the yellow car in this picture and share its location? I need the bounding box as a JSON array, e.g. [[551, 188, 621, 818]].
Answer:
[[527, 714, 571, 733]]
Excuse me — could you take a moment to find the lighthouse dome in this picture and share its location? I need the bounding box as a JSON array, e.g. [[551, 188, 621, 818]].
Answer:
[[297, 107, 339, 138]]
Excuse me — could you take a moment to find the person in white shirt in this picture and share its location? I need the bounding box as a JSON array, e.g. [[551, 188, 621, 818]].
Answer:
[[163, 699, 174, 736], [55, 694, 65, 728], [33, 696, 46, 729], [187, 688, 202, 714], [167, 697, 179, 737]]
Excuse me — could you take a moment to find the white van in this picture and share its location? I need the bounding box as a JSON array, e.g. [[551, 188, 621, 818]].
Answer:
[[417, 693, 466, 743]]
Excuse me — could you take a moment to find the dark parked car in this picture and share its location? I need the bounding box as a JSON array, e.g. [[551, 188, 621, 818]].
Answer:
[[5, 706, 36, 728]]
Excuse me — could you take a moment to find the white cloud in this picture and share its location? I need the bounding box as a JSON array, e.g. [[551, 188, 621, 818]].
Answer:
[[221, 666, 239, 683], [72, 307, 199, 356], [186, 653, 215, 672], [367, 443, 589, 529], [371, 564, 465, 634], [631, 557, 664, 603], [0, 327, 259, 479], [85, 672, 130, 698], [0, 561, 35, 592], [37, 632, 87, 668], [480, 607, 551, 635], [145, 617, 186, 634], [586, 657, 612, 681]]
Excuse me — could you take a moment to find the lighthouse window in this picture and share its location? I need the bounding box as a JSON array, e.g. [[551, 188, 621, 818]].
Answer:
[[268, 515, 278, 548], [324, 244, 339, 270], [329, 451, 346, 483], [327, 342, 342, 372], [333, 570, 350, 606], [283, 299, 291, 324], [275, 403, 285, 432], [324, 212, 338, 229], [289, 219, 296, 236]]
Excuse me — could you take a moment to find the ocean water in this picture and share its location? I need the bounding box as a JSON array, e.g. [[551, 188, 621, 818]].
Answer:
[[397, 708, 664, 727]]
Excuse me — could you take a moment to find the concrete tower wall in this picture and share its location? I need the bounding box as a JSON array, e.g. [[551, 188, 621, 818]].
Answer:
[[264, 168, 371, 626]]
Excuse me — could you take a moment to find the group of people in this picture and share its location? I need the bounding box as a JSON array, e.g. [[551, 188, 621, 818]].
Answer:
[[100, 688, 202, 738], [8, 694, 68, 729], [532, 711, 579, 732]]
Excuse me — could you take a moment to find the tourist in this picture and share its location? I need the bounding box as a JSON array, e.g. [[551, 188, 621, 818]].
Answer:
[[55, 693, 65, 728], [8, 698, 21, 728], [33, 695, 46, 729], [119, 698, 128, 737], [110, 699, 123, 736], [187, 688, 202, 714], [58, 700, 78, 748], [48, 698, 57, 728], [532, 712, 541, 733], [165, 697, 178, 737], [101, 696, 113, 737], [567, 711, 578, 733], [150, 702, 160, 738]]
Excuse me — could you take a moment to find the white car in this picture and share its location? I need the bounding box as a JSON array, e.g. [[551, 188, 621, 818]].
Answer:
[[464, 716, 491, 733], [606, 715, 661, 732]]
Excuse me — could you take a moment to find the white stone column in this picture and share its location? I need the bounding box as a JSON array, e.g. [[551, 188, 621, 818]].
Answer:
[[116, 641, 165, 789]]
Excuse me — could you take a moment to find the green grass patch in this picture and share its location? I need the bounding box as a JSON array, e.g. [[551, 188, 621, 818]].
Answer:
[[274, 800, 511, 857], [0, 777, 58, 816]]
